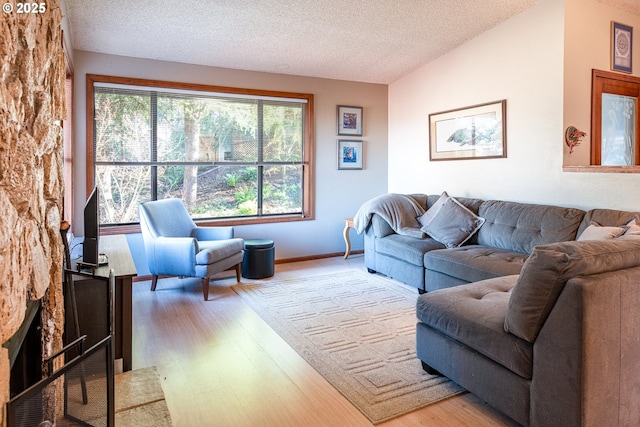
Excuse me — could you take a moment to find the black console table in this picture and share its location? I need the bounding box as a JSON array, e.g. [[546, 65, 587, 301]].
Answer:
[[71, 235, 136, 372]]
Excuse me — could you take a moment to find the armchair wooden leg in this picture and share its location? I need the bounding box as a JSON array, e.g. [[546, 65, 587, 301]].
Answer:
[[151, 275, 158, 291], [202, 277, 210, 301], [235, 263, 242, 282]]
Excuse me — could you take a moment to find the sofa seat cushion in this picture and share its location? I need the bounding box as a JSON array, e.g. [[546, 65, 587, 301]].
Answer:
[[376, 234, 445, 266], [424, 245, 527, 284], [416, 275, 532, 379]]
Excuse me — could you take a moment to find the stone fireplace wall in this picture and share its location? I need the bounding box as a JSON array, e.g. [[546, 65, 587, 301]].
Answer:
[[0, 1, 66, 426]]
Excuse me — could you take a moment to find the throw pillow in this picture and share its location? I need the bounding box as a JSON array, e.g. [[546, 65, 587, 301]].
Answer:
[[417, 191, 449, 228], [576, 222, 626, 241], [422, 196, 485, 248], [618, 218, 640, 240], [623, 217, 640, 235]]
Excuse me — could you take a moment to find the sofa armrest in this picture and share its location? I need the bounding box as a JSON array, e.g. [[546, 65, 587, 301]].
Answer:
[[370, 213, 395, 238], [531, 267, 640, 427]]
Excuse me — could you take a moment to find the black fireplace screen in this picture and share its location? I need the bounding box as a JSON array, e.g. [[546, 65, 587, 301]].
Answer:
[[7, 335, 114, 427], [7, 269, 115, 427]]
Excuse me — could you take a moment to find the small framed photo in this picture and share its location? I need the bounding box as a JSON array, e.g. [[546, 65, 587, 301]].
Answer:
[[612, 21, 633, 73], [337, 140, 363, 170], [337, 105, 363, 136]]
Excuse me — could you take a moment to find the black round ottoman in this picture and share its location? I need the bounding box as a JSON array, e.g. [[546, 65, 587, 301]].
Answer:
[[242, 239, 275, 279]]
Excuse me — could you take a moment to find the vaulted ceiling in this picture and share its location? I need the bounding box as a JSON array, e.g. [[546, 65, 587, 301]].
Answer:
[[63, 0, 639, 84]]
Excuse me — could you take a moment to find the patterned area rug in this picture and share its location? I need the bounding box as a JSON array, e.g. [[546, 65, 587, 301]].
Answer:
[[115, 366, 172, 426], [232, 271, 464, 424]]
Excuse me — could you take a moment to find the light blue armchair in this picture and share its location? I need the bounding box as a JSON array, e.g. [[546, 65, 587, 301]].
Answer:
[[138, 198, 245, 300]]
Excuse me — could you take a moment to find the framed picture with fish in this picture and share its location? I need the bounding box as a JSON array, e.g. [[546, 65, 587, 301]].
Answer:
[[429, 100, 506, 161]]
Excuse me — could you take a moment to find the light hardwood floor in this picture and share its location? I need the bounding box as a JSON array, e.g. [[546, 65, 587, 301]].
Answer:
[[131, 254, 518, 427]]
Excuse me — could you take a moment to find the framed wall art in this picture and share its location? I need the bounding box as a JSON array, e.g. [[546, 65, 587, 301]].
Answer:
[[429, 100, 507, 161], [337, 140, 363, 170], [337, 105, 363, 136], [612, 21, 633, 73]]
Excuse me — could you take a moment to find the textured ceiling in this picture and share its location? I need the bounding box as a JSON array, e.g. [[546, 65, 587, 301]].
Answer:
[[62, 0, 639, 84], [596, 0, 640, 17]]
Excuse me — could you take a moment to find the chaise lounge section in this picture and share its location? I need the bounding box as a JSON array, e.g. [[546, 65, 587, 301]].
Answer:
[[416, 238, 640, 426]]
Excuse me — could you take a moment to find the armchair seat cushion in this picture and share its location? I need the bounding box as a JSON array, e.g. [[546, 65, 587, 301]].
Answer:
[[416, 275, 533, 379], [196, 238, 245, 265]]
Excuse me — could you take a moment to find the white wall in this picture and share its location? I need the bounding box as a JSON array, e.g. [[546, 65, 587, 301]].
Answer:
[[72, 51, 388, 259], [388, 0, 640, 212]]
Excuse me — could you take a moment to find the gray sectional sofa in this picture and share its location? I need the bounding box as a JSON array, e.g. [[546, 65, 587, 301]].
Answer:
[[356, 193, 640, 426], [361, 193, 636, 292]]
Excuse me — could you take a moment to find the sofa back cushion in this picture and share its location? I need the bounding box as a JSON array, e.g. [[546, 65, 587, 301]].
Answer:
[[577, 208, 640, 238], [426, 194, 484, 213], [477, 200, 584, 254], [408, 193, 429, 210], [504, 239, 640, 342]]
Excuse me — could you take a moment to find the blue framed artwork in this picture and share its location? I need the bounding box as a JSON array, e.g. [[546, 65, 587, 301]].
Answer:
[[337, 140, 363, 169], [337, 105, 363, 136]]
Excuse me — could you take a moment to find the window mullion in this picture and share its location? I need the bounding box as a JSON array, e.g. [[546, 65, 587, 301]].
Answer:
[[257, 101, 264, 216], [150, 92, 158, 200]]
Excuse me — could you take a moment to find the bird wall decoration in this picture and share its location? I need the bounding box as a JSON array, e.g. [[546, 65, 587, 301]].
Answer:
[[565, 126, 586, 154]]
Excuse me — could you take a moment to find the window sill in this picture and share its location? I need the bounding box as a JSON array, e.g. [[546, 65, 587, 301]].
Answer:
[[563, 165, 640, 173], [99, 213, 314, 236]]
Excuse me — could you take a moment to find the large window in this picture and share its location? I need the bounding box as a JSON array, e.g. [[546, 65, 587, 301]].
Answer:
[[87, 75, 314, 229]]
